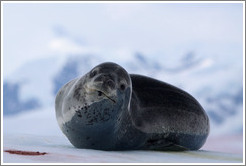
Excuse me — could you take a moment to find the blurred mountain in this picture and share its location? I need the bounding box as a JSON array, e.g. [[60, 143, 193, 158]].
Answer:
[[53, 54, 103, 95], [3, 52, 243, 135], [3, 82, 40, 115]]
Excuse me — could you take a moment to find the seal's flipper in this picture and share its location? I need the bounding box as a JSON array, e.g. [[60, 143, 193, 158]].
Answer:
[[143, 136, 188, 151]]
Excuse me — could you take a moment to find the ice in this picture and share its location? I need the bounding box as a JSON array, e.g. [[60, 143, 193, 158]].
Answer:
[[3, 134, 243, 163], [2, 133, 243, 163]]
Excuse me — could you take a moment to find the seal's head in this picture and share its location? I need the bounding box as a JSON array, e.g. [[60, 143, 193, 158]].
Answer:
[[84, 62, 132, 109], [56, 62, 132, 149]]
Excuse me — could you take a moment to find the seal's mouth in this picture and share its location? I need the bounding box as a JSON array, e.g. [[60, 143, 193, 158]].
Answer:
[[97, 90, 116, 103], [88, 88, 116, 103]]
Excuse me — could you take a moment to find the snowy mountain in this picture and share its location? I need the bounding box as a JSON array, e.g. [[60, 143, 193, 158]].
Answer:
[[3, 51, 243, 137], [3, 82, 40, 115]]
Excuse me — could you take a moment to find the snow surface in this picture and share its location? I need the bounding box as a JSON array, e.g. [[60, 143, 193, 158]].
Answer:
[[3, 134, 243, 163], [2, 107, 244, 164]]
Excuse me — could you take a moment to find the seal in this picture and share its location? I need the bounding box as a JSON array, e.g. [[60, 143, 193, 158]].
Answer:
[[55, 62, 209, 151]]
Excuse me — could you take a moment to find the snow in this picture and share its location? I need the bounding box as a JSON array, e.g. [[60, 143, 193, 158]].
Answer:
[[2, 107, 244, 164], [3, 134, 243, 163], [6, 56, 67, 106], [2, 133, 244, 164]]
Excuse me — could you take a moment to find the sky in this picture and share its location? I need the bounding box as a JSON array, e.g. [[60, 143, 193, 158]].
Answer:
[[2, 2, 244, 78]]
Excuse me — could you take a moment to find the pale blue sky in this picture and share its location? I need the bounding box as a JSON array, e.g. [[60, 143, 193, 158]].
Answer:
[[2, 2, 243, 77]]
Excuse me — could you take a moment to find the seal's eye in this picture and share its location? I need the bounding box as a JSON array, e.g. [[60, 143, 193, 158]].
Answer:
[[90, 70, 97, 78], [120, 84, 126, 91]]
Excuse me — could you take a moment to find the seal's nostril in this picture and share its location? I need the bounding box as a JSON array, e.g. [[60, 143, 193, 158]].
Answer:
[[98, 91, 102, 96], [107, 80, 115, 89]]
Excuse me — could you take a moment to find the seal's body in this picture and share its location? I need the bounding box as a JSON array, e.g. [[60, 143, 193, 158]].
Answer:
[[55, 62, 209, 151]]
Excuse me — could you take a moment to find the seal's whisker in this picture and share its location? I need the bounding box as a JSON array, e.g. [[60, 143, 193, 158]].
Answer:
[[97, 90, 116, 103]]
